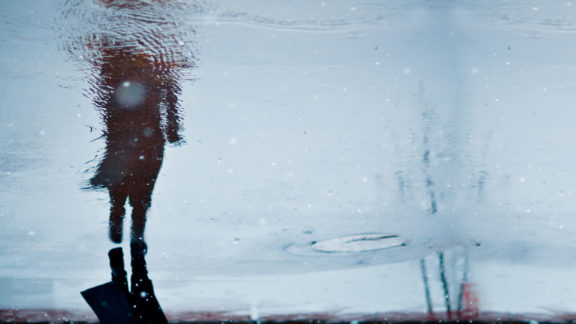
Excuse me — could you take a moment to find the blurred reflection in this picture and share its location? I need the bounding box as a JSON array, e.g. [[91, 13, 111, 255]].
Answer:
[[59, 0, 196, 322], [88, 43, 184, 249], [60, 0, 196, 246]]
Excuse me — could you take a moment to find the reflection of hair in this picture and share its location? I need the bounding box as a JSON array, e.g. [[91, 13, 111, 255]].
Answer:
[[99, 0, 174, 9], [57, 0, 199, 72]]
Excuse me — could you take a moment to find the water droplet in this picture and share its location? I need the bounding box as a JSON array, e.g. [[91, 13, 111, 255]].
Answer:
[[115, 81, 146, 109], [143, 128, 154, 137]]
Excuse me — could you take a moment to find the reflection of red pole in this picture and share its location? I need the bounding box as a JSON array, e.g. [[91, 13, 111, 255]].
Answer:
[[460, 283, 480, 319]]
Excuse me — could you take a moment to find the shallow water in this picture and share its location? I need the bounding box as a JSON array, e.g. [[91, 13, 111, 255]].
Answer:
[[2, 0, 576, 320]]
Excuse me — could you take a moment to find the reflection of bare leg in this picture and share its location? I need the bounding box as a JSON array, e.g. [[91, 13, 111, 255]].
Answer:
[[131, 202, 148, 243], [109, 185, 128, 243], [129, 187, 152, 256]]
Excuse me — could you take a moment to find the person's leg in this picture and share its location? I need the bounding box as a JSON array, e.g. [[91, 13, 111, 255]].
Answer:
[[128, 144, 163, 250], [108, 184, 128, 243], [129, 190, 151, 248], [130, 242, 168, 324], [108, 247, 129, 296]]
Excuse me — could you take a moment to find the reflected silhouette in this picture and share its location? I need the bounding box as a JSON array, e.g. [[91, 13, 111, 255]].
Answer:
[[88, 44, 184, 249], [59, 0, 196, 322]]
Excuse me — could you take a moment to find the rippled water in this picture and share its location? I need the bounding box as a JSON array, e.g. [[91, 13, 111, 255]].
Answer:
[[2, 0, 576, 321]]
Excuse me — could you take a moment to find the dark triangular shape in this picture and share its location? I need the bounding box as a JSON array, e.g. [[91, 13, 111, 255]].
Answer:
[[81, 281, 135, 324]]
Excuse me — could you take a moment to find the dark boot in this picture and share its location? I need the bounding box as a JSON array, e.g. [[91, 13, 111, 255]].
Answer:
[[130, 243, 168, 324], [108, 247, 129, 296]]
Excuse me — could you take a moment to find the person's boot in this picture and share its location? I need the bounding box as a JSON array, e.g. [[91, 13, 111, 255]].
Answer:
[[130, 242, 168, 324], [108, 247, 129, 296]]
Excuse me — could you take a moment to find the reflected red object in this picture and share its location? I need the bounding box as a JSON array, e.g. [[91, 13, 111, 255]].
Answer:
[[461, 283, 480, 319]]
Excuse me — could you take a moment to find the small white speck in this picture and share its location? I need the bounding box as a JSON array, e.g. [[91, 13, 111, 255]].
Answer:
[[227, 169, 234, 174], [532, 6, 539, 11], [228, 137, 238, 145], [350, 6, 357, 11], [139, 155, 145, 160], [122, 81, 131, 87], [28, 230, 35, 236], [39, 130, 46, 136], [519, 177, 526, 183], [403, 67, 411, 75]]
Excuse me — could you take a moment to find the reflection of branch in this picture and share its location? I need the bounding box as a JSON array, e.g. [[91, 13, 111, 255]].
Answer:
[[83, 124, 107, 142], [83, 124, 97, 133]]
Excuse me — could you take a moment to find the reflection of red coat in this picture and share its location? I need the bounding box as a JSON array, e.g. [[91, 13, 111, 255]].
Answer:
[[58, 0, 194, 190], [89, 46, 182, 190]]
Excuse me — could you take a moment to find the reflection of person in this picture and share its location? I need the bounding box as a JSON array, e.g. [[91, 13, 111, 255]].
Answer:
[[85, 44, 183, 322], [61, 1, 195, 322], [57, 0, 194, 251], [88, 45, 184, 251]]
